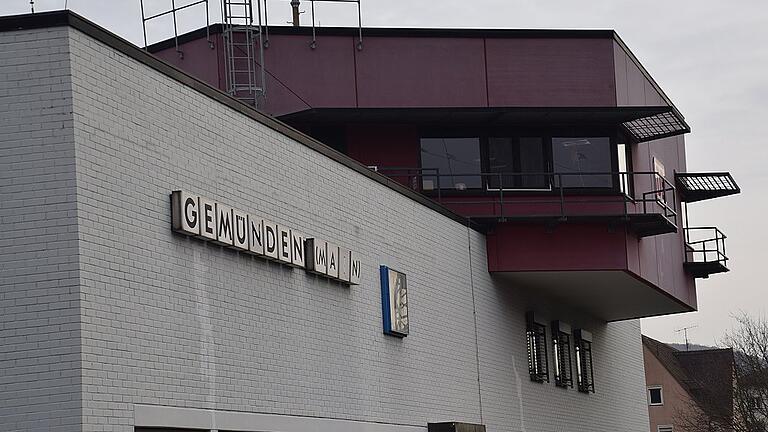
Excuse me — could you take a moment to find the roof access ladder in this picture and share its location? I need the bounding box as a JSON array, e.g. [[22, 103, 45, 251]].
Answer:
[[222, 0, 267, 107]]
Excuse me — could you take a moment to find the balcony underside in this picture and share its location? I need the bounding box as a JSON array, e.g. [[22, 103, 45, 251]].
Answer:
[[439, 198, 677, 238], [684, 261, 729, 279], [467, 212, 676, 238], [281, 106, 689, 142], [495, 270, 694, 322], [676, 172, 740, 203]]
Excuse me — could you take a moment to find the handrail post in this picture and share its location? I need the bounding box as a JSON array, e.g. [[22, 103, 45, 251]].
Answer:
[[623, 172, 628, 219], [499, 173, 504, 221], [721, 230, 728, 264], [437, 170, 441, 203], [558, 174, 565, 220]]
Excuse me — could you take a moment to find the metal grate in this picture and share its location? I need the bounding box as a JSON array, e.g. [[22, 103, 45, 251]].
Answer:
[[622, 109, 689, 142], [552, 325, 573, 388], [574, 330, 595, 393], [527, 313, 549, 383], [676, 172, 740, 203]]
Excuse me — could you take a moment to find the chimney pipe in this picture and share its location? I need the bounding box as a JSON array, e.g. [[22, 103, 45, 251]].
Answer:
[[291, 0, 301, 27]]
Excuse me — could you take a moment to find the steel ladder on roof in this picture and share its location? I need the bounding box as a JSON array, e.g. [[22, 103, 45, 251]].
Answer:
[[222, 0, 266, 107]]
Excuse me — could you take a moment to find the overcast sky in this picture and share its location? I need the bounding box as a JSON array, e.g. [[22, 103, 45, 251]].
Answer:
[[4, 0, 767, 347]]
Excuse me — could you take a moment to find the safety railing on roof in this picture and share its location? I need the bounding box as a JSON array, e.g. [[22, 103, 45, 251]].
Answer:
[[371, 167, 677, 227]]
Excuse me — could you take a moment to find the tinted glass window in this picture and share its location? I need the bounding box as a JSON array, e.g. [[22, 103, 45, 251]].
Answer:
[[648, 387, 663, 405], [488, 137, 548, 189], [552, 137, 612, 188], [420, 138, 482, 190]]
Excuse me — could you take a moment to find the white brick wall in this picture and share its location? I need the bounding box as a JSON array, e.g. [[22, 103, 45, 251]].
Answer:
[[0, 28, 82, 432], [1, 23, 651, 432]]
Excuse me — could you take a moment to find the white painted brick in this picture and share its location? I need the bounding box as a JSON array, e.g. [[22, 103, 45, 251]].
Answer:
[[0, 27, 82, 432], [1, 25, 651, 432]]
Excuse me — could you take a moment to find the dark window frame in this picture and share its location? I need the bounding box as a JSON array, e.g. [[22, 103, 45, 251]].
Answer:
[[526, 312, 549, 383], [552, 322, 574, 388], [574, 329, 595, 393], [616, 130, 635, 198], [485, 136, 551, 191], [419, 126, 630, 194], [648, 386, 664, 406], [419, 136, 484, 191]]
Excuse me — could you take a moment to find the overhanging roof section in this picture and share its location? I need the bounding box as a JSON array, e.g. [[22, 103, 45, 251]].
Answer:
[[676, 172, 741, 203], [280, 106, 690, 140]]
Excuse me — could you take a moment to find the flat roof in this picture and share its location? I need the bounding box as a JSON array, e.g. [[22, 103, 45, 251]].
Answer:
[[0, 10, 482, 231]]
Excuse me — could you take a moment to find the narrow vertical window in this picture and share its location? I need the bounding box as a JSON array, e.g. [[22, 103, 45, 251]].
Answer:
[[552, 321, 573, 388], [617, 141, 633, 196], [526, 312, 549, 383], [574, 329, 595, 393]]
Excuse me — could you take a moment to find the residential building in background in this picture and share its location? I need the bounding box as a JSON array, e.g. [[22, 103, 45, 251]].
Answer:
[[643, 336, 736, 432], [0, 2, 739, 431]]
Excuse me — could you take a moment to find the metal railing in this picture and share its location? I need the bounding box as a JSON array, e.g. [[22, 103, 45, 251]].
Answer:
[[684, 227, 728, 267], [372, 167, 677, 226]]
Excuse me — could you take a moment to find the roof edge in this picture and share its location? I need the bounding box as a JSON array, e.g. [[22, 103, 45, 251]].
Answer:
[[611, 32, 681, 117], [0, 10, 481, 232], [145, 22, 618, 52]]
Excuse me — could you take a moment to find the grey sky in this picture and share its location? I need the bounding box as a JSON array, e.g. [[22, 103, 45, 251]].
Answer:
[[4, 0, 767, 347]]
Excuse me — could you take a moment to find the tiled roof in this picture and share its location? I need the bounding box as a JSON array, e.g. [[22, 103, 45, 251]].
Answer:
[[643, 335, 735, 420]]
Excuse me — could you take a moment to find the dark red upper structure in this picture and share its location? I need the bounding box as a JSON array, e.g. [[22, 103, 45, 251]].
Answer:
[[150, 23, 739, 321]]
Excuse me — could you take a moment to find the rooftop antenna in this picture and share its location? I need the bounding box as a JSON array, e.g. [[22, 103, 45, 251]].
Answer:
[[675, 325, 698, 351], [30, 0, 34, 13]]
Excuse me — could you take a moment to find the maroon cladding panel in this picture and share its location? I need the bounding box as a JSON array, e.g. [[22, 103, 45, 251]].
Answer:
[[263, 35, 357, 115], [354, 37, 488, 108], [152, 32, 641, 112], [487, 223, 628, 272], [346, 125, 420, 170], [613, 40, 666, 106], [486, 38, 617, 107], [153, 34, 224, 90], [631, 134, 696, 309]]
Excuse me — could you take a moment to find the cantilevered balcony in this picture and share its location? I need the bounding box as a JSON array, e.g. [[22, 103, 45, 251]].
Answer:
[[684, 227, 729, 278], [373, 167, 691, 321], [375, 168, 677, 237]]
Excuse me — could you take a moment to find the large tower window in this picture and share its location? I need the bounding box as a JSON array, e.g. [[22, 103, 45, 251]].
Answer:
[[420, 138, 482, 190], [487, 137, 548, 189], [552, 137, 612, 188]]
